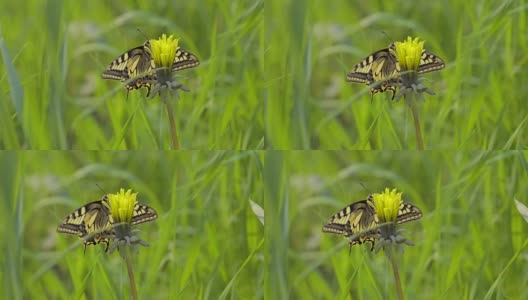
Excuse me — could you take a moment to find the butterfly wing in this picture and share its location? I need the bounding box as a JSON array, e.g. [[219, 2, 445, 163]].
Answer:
[[57, 199, 110, 236], [370, 46, 400, 98], [322, 198, 379, 250], [346, 46, 400, 99], [131, 202, 158, 225], [101, 45, 152, 80], [172, 48, 200, 71], [82, 204, 114, 253], [417, 50, 445, 74], [396, 202, 423, 224], [57, 197, 114, 252], [101, 43, 155, 95], [346, 50, 383, 84]]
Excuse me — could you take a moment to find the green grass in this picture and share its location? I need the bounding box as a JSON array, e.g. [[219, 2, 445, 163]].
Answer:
[[0, 151, 264, 299], [3, 0, 528, 299], [0, 0, 264, 149], [265, 0, 528, 149], [265, 150, 528, 299]]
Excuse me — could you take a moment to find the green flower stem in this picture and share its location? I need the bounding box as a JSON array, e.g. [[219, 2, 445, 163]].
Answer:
[[162, 92, 179, 149], [389, 248, 404, 300], [409, 97, 424, 150], [125, 252, 138, 300]]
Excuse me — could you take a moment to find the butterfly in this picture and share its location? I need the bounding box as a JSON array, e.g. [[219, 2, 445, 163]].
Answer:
[[346, 43, 445, 99], [57, 195, 158, 252], [101, 41, 200, 97], [322, 195, 422, 252]]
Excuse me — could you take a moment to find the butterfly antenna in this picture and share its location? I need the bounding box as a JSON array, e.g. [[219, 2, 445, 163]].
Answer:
[[359, 182, 373, 196], [380, 31, 394, 45], [95, 184, 107, 196], [136, 28, 149, 40]]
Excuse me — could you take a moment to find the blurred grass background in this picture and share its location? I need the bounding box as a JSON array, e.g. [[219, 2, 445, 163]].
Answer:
[[0, 151, 264, 299], [266, 0, 528, 149], [0, 0, 263, 149], [265, 150, 528, 299]]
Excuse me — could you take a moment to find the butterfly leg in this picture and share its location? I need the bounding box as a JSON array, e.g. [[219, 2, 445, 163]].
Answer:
[[367, 240, 375, 251], [145, 85, 152, 97], [102, 240, 110, 252]]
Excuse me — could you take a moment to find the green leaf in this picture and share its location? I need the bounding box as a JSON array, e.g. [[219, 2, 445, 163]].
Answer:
[[0, 26, 24, 120], [514, 199, 528, 223], [249, 199, 264, 225]]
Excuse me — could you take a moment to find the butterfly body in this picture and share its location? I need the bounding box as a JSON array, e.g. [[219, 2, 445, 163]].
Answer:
[[322, 195, 422, 251], [346, 43, 444, 99], [102, 41, 200, 96], [57, 195, 158, 252]]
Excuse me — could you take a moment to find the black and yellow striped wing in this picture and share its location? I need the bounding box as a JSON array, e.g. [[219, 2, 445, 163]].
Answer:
[[322, 197, 379, 250], [417, 49, 445, 74], [172, 47, 200, 71], [101, 42, 155, 95], [57, 196, 114, 252], [131, 202, 158, 225], [396, 201, 423, 224], [346, 45, 400, 99], [101, 45, 153, 81]]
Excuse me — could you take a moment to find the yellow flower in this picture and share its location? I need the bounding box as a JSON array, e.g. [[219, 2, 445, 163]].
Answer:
[[146, 34, 189, 98], [149, 34, 179, 71], [372, 188, 402, 223], [106, 188, 152, 256], [394, 36, 424, 72], [108, 188, 137, 224]]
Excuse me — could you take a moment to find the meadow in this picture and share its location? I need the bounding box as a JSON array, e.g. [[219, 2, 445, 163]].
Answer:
[[0, 0, 264, 149], [265, 150, 528, 299], [0, 151, 264, 299], [2, 0, 528, 299], [266, 0, 528, 150]]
